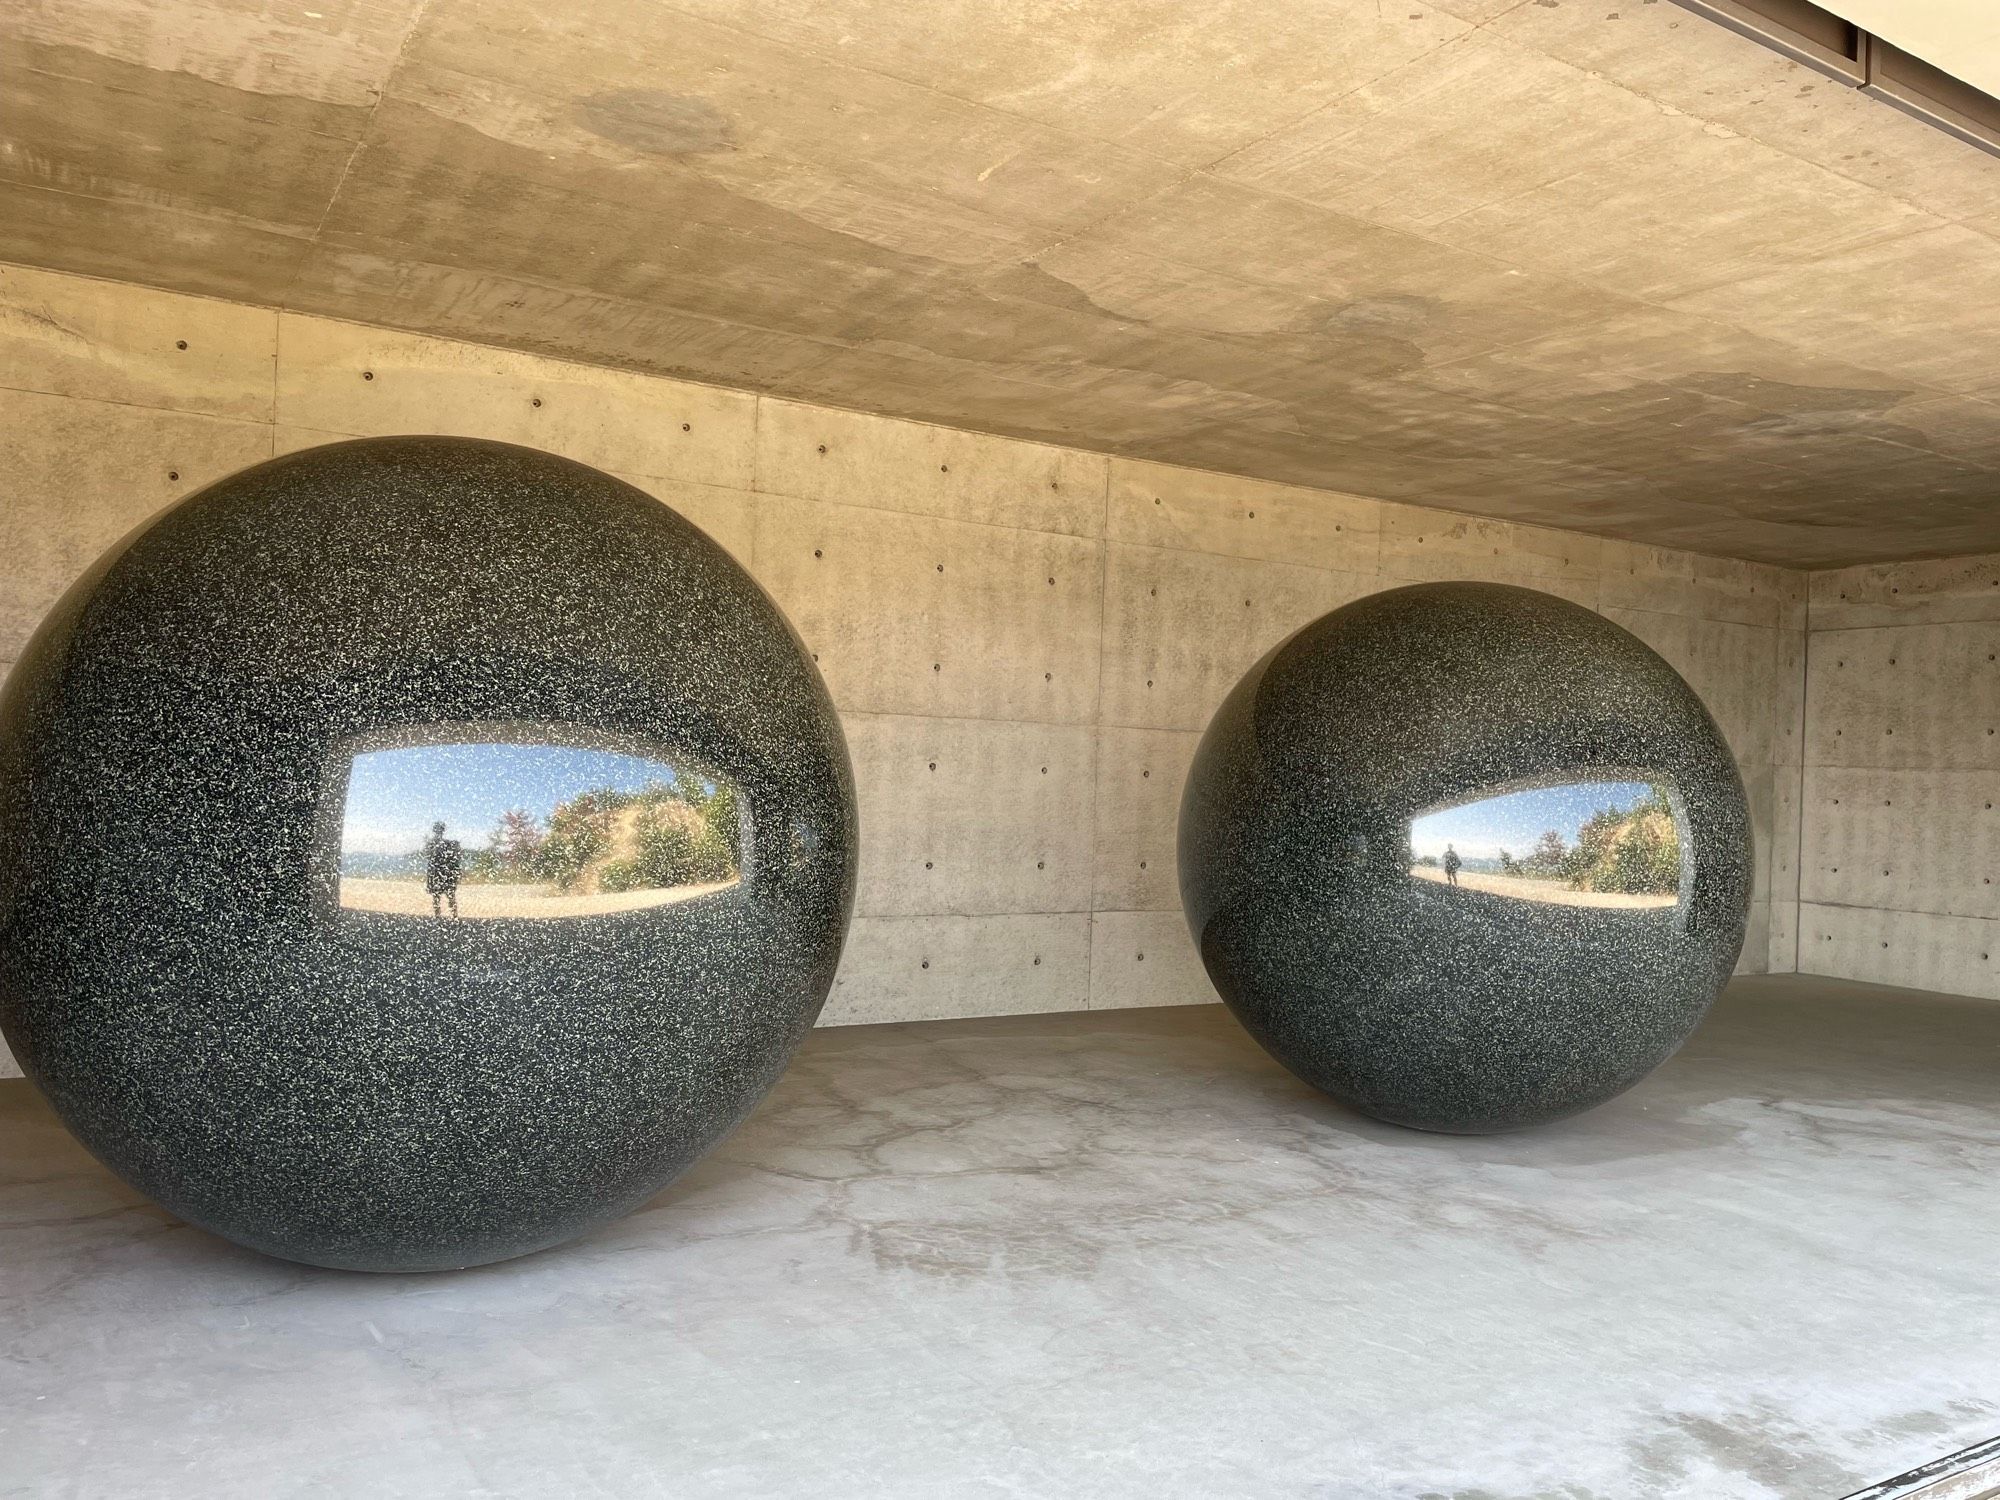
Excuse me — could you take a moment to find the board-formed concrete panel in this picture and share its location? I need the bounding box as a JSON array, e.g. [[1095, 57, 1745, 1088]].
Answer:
[[845, 714, 1094, 919], [1599, 541, 1803, 632], [1744, 764, 1778, 905], [1805, 623, 2000, 771], [1802, 767, 2000, 921], [1802, 556, 2000, 998], [1091, 727, 1201, 916], [1737, 902, 1772, 978], [1800, 903, 2000, 999], [273, 426, 761, 566], [1099, 543, 1372, 732], [753, 494, 1103, 723], [6, 1, 2000, 564], [1673, 225, 2000, 404], [0, 263, 276, 421], [1769, 900, 1799, 974], [275, 316, 757, 488], [1088, 911, 1219, 1011], [1379, 505, 1602, 608], [825, 914, 1091, 1024], [0, 389, 272, 657], [1773, 765, 1803, 906], [614, 477, 756, 569], [757, 399, 1107, 538], [1497, 0, 2000, 226], [626, 0, 1472, 168], [1106, 459, 1380, 574], [1604, 608, 1785, 771], [1775, 628, 1808, 769], [1812, 554, 2000, 630]]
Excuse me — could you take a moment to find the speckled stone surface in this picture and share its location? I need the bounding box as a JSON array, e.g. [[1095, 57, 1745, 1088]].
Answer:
[[0, 436, 856, 1271], [1180, 582, 1751, 1133]]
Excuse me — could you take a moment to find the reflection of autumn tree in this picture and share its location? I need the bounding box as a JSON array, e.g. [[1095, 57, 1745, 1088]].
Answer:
[[1529, 829, 1567, 873], [488, 808, 544, 878]]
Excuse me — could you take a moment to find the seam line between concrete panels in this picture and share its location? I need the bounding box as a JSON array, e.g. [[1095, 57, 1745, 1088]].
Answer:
[[753, 489, 1106, 545], [267, 300, 282, 443], [1588, 598, 1807, 626], [1806, 897, 1959, 914], [1806, 621, 2000, 634], [1787, 617, 1813, 972], [856, 909, 1107, 924], [748, 392, 770, 498], [844, 708, 1103, 732], [1088, 494, 1120, 1012], [0, 384, 280, 430], [264, 300, 822, 416], [275, 423, 760, 503], [1119, 536, 1383, 583]]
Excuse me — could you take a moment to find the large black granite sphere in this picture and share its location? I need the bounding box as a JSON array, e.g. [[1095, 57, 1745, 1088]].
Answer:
[[0, 436, 856, 1270], [1180, 582, 1750, 1133]]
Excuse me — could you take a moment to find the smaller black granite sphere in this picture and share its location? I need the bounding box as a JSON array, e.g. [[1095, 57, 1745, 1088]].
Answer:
[[1180, 583, 1751, 1133], [0, 437, 856, 1269]]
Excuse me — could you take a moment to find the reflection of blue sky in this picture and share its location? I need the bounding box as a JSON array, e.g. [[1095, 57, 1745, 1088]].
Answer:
[[1411, 781, 1654, 861], [341, 743, 693, 855]]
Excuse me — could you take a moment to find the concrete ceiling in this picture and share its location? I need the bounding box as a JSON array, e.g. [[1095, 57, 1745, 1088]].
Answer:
[[1824, 0, 2000, 97], [5, 0, 2000, 567]]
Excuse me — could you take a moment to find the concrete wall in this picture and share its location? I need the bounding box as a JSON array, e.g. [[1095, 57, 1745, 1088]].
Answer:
[[0, 263, 1806, 1078], [1801, 556, 2000, 997]]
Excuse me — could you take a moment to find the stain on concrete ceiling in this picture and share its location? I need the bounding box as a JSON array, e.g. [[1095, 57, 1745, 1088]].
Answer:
[[4, 0, 1999, 566]]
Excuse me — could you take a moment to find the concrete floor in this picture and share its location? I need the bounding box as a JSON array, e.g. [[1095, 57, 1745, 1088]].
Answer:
[[3, 974, 1997, 1500]]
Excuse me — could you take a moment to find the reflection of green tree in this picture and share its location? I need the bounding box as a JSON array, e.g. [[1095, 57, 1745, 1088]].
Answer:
[[539, 789, 613, 890], [471, 772, 744, 894], [1414, 784, 1681, 896], [702, 782, 742, 864], [599, 798, 734, 892], [1561, 788, 1680, 895]]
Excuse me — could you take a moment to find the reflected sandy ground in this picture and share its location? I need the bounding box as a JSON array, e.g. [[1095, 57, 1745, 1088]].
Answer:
[[339, 876, 738, 920], [1409, 864, 1674, 909]]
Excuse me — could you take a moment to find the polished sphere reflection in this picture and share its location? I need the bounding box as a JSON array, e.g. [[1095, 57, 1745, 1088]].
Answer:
[[1179, 582, 1751, 1133], [0, 437, 856, 1269]]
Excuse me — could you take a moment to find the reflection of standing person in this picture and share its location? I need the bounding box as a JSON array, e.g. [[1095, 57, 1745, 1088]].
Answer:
[[1443, 844, 1461, 886], [425, 821, 462, 919]]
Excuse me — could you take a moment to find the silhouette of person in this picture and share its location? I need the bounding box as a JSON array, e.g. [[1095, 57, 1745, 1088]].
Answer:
[[425, 821, 462, 919], [1442, 844, 1461, 886]]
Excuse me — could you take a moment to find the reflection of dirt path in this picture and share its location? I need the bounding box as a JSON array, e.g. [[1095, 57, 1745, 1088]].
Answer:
[[1410, 865, 1675, 909], [340, 877, 737, 919]]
